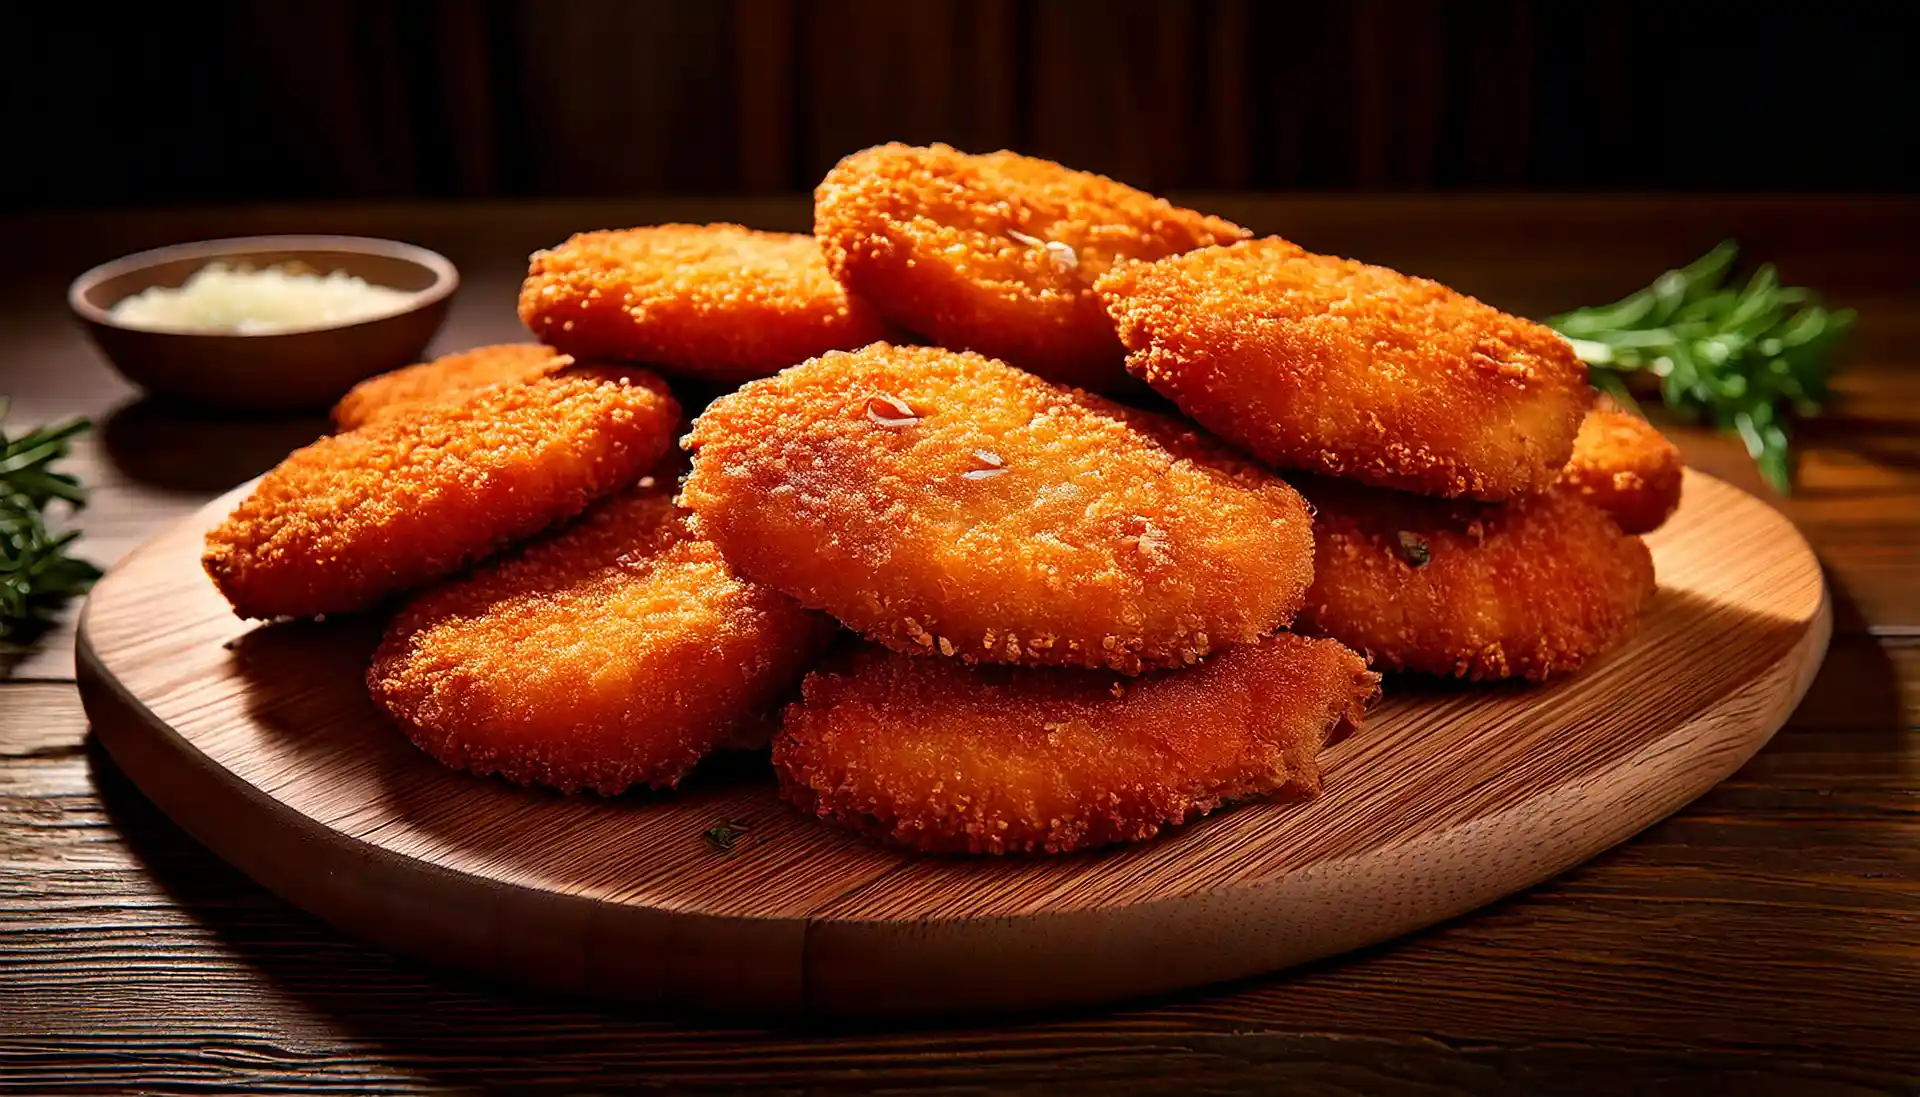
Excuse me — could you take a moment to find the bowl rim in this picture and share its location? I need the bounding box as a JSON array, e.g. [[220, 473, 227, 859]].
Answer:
[[67, 234, 460, 338]]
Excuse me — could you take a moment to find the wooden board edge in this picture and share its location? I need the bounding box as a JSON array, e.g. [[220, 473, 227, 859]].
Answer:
[[795, 584, 1833, 1015], [68, 472, 1836, 1018], [74, 613, 820, 1016]]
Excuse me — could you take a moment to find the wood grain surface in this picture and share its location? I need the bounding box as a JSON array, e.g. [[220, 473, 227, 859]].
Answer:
[[73, 469, 1829, 1016], [2, 197, 1915, 1092]]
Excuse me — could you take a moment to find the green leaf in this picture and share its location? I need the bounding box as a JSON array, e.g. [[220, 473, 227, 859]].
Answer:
[[703, 820, 751, 854], [1548, 241, 1849, 494], [0, 402, 98, 645]]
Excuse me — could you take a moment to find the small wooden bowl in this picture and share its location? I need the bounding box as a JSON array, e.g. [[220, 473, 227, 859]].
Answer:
[[69, 235, 458, 413]]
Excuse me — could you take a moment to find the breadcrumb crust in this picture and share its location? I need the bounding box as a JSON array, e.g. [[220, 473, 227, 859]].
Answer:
[[370, 482, 833, 795], [1297, 477, 1656, 681], [204, 366, 679, 619], [774, 634, 1379, 854], [332, 344, 570, 430], [1557, 403, 1684, 535], [519, 224, 895, 381], [815, 143, 1248, 390], [681, 344, 1316, 674], [1098, 238, 1590, 499]]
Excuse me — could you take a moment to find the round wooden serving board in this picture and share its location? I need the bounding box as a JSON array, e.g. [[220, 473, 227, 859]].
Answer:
[[76, 470, 1829, 1018]]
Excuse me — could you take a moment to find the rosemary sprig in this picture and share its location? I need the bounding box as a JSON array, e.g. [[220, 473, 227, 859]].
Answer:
[[1548, 241, 1854, 493], [1, 398, 101, 650]]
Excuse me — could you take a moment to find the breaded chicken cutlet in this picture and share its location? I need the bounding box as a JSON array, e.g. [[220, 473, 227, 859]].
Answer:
[[1558, 401, 1684, 535], [371, 480, 833, 795], [1098, 239, 1591, 500], [205, 367, 679, 620], [775, 633, 1379, 854], [680, 344, 1316, 675], [519, 224, 895, 382], [815, 143, 1248, 390], [1296, 477, 1656, 681], [333, 344, 570, 430]]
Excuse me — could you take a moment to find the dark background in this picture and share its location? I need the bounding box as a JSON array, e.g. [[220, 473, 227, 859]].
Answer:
[[6, 0, 1916, 210]]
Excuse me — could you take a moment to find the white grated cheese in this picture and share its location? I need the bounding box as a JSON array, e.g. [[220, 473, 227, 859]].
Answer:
[[108, 262, 413, 334]]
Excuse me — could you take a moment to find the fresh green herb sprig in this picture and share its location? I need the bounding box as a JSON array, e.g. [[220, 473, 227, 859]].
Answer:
[[1, 398, 101, 650], [1548, 241, 1853, 493], [703, 820, 750, 854]]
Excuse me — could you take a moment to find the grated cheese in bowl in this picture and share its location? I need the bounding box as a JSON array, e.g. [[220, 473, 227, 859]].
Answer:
[[108, 262, 415, 335]]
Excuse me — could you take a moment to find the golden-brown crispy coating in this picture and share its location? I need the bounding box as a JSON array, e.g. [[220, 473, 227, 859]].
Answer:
[[814, 143, 1248, 390], [1098, 238, 1591, 499], [204, 367, 679, 620], [1556, 402, 1684, 535], [1296, 477, 1656, 682], [332, 344, 569, 430], [681, 344, 1316, 675], [369, 482, 834, 795], [518, 224, 895, 382], [776, 634, 1378, 854]]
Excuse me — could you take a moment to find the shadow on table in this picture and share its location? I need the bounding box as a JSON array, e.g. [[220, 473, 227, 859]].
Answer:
[[1799, 411, 1920, 488], [100, 396, 328, 491], [78, 576, 1918, 1091]]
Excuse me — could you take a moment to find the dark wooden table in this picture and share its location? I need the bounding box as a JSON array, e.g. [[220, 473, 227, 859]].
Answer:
[[2, 198, 1915, 1095]]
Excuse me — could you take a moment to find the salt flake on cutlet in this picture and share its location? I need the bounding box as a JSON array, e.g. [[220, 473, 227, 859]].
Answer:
[[866, 392, 920, 427]]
